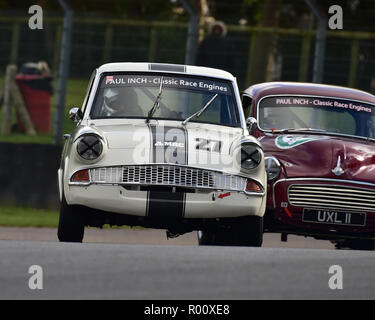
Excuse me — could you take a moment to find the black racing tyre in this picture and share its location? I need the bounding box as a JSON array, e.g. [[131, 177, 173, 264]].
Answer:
[[57, 195, 86, 243], [234, 216, 263, 247], [197, 230, 232, 246], [337, 239, 375, 251], [197, 216, 263, 247], [197, 230, 214, 246]]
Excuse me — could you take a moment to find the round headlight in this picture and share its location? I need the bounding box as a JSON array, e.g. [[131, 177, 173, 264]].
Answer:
[[76, 134, 103, 161], [265, 156, 281, 181], [240, 144, 262, 170]]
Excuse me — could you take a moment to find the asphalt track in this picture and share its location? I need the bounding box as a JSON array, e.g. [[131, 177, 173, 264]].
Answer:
[[0, 227, 374, 300], [0, 227, 334, 248]]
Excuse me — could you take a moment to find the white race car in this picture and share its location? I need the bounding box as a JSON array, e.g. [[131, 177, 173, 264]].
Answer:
[[58, 62, 266, 245]]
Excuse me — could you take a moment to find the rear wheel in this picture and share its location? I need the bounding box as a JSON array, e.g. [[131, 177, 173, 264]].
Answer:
[[335, 239, 375, 251], [57, 195, 86, 243], [197, 216, 263, 247]]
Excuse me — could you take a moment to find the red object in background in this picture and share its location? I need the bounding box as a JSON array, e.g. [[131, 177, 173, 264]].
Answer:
[[16, 74, 52, 133]]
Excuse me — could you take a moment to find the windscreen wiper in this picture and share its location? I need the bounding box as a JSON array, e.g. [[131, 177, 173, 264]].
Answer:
[[288, 128, 327, 132], [145, 76, 163, 124], [270, 128, 327, 134], [182, 94, 218, 126]]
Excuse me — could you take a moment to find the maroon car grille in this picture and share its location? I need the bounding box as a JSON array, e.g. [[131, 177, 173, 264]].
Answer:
[[288, 184, 375, 212]]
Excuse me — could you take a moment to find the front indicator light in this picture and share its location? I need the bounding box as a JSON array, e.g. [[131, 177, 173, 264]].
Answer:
[[246, 180, 262, 193], [71, 169, 90, 182]]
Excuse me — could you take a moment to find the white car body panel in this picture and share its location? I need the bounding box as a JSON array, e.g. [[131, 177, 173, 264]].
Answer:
[[60, 63, 266, 222]]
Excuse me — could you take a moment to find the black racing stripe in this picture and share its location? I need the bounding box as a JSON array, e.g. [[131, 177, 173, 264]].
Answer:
[[149, 63, 186, 73], [146, 191, 150, 217], [150, 125, 157, 163], [147, 191, 185, 218], [182, 193, 186, 218], [183, 126, 188, 165], [148, 124, 153, 164]]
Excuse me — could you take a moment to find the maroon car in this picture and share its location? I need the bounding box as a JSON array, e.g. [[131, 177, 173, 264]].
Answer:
[[242, 82, 375, 250]]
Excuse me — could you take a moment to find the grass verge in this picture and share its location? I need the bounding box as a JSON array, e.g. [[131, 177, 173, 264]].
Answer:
[[0, 205, 135, 229], [0, 205, 59, 228]]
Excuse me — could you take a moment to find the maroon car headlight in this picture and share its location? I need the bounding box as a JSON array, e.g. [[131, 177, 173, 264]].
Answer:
[[265, 156, 281, 181]]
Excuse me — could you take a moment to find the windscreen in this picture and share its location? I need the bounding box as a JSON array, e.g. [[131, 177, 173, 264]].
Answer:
[[258, 96, 375, 138], [90, 73, 240, 127]]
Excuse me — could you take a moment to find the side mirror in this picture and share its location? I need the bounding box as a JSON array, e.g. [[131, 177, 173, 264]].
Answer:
[[69, 107, 83, 122], [246, 117, 258, 132]]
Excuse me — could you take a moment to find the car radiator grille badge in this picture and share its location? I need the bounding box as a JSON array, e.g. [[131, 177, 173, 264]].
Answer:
[[332, 156, 345, 176]]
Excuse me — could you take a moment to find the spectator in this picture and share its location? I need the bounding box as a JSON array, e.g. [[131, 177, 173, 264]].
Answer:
[[196, 21, 234, 72]]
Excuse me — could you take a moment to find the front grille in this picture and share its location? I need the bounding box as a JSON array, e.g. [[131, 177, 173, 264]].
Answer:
[[288, 184, 375, 212], [90, 165, 247, 192]]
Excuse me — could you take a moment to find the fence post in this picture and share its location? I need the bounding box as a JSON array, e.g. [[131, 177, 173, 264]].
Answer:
[[245, 31, 257, 86], [102, 24, 113, 63], [298, 33, 312, 82], [53, 24, 62, 75], [148, 26, 157, 62], [1, 65, 13, 135], [180, 0, 199, 65], [305, 0, 326, 83], [9, 23, 20, 65], [54, 0, 74, 145], [348, 39, 359, 88]]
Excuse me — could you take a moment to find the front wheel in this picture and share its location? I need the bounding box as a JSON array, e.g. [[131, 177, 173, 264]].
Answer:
[[234, 216, 263, 247], [57, 195, 86, 243], [197, 216, 263, 247]]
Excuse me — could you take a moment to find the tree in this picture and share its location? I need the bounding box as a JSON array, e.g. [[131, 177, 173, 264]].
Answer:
[[247, 0, 283, 85], [0, 0, 175, 20]]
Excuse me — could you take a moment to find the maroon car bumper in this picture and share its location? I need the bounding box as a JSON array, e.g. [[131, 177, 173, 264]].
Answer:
[[267, 178, 375, 239]]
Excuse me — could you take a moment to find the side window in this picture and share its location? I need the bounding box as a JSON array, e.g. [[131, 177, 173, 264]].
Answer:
[[241, 94, 253, 118], [81, 69, 97, 115]]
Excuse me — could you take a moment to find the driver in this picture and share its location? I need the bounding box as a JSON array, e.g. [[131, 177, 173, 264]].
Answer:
[[159, 104, 183, 119], [262, 107, 294, 130], [102, 87, 143, 117]]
